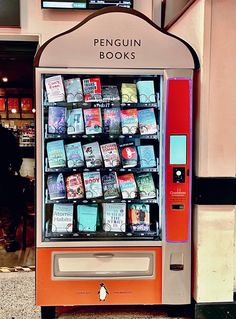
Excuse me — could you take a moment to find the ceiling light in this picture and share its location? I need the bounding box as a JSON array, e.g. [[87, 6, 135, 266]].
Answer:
[[2, 77, 8, 83]]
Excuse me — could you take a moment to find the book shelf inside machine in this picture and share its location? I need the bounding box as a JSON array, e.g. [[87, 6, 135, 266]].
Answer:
[[42, 73, 162, 242]]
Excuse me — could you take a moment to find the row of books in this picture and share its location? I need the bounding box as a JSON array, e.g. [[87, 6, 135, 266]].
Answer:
[[47, 140, 156, 169], [45, 75, 157, 104], [51, 202, 151, 233], [47, 171, 156, 201], [47, 106, 158, 136]]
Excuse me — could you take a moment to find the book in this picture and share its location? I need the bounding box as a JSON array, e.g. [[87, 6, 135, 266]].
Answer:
[[103, 203, 126, 232], [102, 172, 120, 200], [83, 171, 103, 199], [128, 203, 150, 232], [66, 173, 84, 199], [21, 98, 32, 111], [45, 75, 65, 103], [65, 141, 84, 168], [82, 78, 102, 102], [77, 204, 98, 232], [64, 77, 83, 103], [46, 140, 66, 168], [103, 108, 121, 135], [121, 83, 138, 103], [100, 142, 120, 168], [135, 173, 156, 199], [102, 85, 120, 101], [51, 203, 73, 233], [137, 145, 156, 168], [138, 108, 158, 135], [48, 106, 66, 134], [120, 109, 138, 134], [47, 173, 66, 200], [136, 80, 156, 103], [66, 108, 84, 135], [118, 173, 137, 199], [82, 142, 103, 168], [83, 108, 102, 135], [120, 143, 138, 168]]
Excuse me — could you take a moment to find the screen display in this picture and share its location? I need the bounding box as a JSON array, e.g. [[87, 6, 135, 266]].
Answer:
[[169, 135, 187, 165], [42, 0, 133, 9]]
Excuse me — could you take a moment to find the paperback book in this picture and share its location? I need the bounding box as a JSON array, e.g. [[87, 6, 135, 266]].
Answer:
[[48, 106, 66, 134], [138, 108, 158, 135], [64, 77, 83, 103], [102, 172, 120, 200], [66, 108, 84, 135], [47, 173, 66, 200], [82, 78, 102, 102], [103, 203, 126, 232], [128, 203, 150, 232], [47, 140, 66, 168], [83, 108, 102, 135], [102, 85, 120, 101], [83, 171, 103, 199], [100, 142, 120, 168], [77, 204, 98, 232], [45, 75, 65, 103], [65, 141, 84, 168], [52, 203, 73, 233], [118, 173, 137, 199], [136, 80, 156, 103], [66, 173, 84, 199], [82, 142, 103, 168], [137, 145, 156, 168], [121, 83, 138, 103], [120, 143, 138, 168], [103, 108, 121, 135], [135, 173, 156, 199], [120, 109, 138, 135]]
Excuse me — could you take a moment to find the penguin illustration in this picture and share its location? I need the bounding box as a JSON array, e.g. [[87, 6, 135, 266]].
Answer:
[[98, 283, 109, 301]]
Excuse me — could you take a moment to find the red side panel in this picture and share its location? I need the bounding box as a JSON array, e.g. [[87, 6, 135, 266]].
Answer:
[[165, 78, 192, 242]]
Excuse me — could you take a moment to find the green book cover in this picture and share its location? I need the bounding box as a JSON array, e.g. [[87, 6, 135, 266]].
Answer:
[[136, 173, 156, 200]]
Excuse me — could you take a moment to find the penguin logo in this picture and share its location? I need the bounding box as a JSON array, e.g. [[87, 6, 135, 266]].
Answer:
[[98, 283, 109, 301]]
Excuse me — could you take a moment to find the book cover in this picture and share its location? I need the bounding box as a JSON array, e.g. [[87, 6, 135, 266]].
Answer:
[[52, 203, 73, 233], [82, 142, 102, 168], [100, 142, 120, 168], [121, 83, 138, 103], [77, 204, 98, 232], [118, 173, 137, 199], [120, 143, 137, 168], [47, 173, 66, 200], [102, 172, 120, 200], [64, 78, 83, 103], [136, 80, 156, 103], [82, 78, 102, 102], [120, 109, 138, 134], [128, 203, 150, 231], [102, 85, 120, 101], [45, 75, 65, 103], [66, 173, 84, 199], [83, 108, 102, 135], [65, 141, 84, 168], [135, 173, 156, 199], [46, 140, 66, 168], [137, 145, 156, 168], [103, 108, 121, 135], [138, 108, 158, 135], [21, 98, 32, 111], [66, 108, 84, 135], [83, 171, 103, 199], [48, 106, 66, 134], [103, 203, 126, 232]]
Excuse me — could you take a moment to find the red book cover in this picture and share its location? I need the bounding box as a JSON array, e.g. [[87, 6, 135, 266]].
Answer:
[[0, 98, 5, 111], [21, 98, 32, 111], [7, 98, 19, 111], [82, 78, 102, 102]]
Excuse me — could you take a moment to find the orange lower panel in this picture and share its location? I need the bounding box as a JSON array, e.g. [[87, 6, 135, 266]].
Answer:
[[36, 247, 162, 306]]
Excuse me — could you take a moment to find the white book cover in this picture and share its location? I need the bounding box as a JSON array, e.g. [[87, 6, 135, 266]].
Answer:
[[82, 142, 103, 168], [100, 142, 120, 168], [45, 75, 65, 103], [103, 203, 126, 232], [52, 203, 73, 233], [83, 171, 103, 199], [64, 78, 83, 103]]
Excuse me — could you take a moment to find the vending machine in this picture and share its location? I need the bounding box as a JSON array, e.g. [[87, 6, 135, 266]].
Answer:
[[35, 7, 199, 314]]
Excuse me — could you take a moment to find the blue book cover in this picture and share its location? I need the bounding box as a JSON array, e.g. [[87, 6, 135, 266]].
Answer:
[[77, 204, 98, 232], [103, 108, 121, 134], [138, 108, 157, 135], [47, 173, 66, 200], [65, 142, 84, 168], [136, 80, 156, 103], [66, 108, 84, 135], [46, 140, 66, 168], [83, 171, 103, 199], [64, 78, 83, 103], [48, 106, 66, 134], [137, 145, 156, 168]]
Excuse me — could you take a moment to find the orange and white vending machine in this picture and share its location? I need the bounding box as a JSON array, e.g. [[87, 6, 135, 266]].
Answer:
[[34, 7, 199, 316]]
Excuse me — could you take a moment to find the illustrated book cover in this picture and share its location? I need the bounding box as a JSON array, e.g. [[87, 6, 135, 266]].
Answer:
[[120, 143, 138, 168], [82, 78, 102, 102], [103, 108, 121, 135], [137, 145, 156, 168], [121, 83, 138, 103], [102, 85, 120, 101], [83, 108, 102, 135], [138, 108, 158, 135], [45, 75, 65, 103], [65, 141, 84, 168], [48, 106, 66, 134], [135, 173, 156, 199], [66, 173, 84, 199], [66, 108, 84, 135], [64, 77, 83, 103], [83, 171, 103, 199], [101, 172, 120, 200], [128, 203, 150, 231], [100, 142, 120, 168], [103, 203, 126, 232], [120, 109, 138, 134], [46, 140, 66, 168], [52, 203, 73, 233], [136, 80, 156, 103], [82, 141, 103, 168], [47, 173, 66, 200], [77, 204, 98, 232], [118, 173, 137, 199]]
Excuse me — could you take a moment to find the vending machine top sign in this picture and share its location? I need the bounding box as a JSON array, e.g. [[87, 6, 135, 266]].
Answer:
[[35, 7, 199, 70]]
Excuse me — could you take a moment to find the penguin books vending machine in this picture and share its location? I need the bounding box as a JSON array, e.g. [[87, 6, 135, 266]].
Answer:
[[35, 7, 199, 315]]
